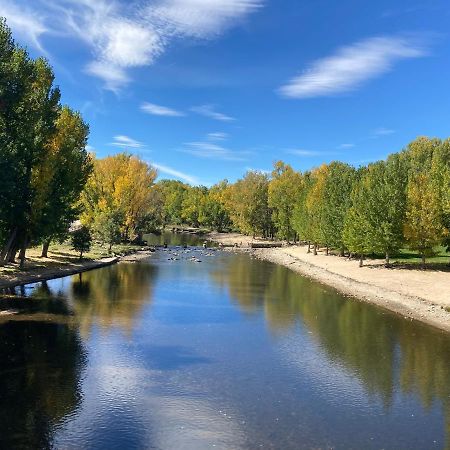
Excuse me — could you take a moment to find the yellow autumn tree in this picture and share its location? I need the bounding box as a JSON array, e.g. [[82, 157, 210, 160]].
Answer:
[[404, 173, 446, 264], [81, 153, 157, 247]]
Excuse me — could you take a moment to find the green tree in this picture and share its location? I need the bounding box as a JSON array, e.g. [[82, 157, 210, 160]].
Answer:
[[343, 168, 370, 266], [200, 181, 231, 231], [71, 226, 92, 259], [321, 162, 356, 255], [0, 19, 60, 266], [268, 161, 302, 242], [292, 172, 314, 251]]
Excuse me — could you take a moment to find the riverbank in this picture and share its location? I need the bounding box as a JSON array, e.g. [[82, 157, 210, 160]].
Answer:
[[208, 232, 450, 333], [0, 246, 154, 291]]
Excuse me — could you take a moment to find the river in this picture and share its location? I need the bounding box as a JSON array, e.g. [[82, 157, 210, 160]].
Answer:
[[0, 234, 449, 449]]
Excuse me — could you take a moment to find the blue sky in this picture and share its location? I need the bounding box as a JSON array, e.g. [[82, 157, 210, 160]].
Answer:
[[2, 0, 450, 185]]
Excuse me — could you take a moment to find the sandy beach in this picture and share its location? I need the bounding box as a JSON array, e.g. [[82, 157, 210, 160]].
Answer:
[[208, 232, 450, 333]]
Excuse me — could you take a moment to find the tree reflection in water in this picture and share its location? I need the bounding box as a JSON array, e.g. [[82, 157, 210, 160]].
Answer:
[[0, 320, 86, 449], [70, 262, 158, 337], [212, 254, 450, 448]]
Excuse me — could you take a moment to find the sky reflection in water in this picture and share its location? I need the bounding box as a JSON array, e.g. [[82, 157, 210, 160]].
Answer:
[[0, 244, 449, 450]]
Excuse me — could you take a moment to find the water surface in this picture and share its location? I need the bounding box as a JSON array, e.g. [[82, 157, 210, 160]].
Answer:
[[1, 240, 449, 449]]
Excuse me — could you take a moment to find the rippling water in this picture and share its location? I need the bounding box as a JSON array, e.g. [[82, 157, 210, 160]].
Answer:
[[0, 237, 449, 449]]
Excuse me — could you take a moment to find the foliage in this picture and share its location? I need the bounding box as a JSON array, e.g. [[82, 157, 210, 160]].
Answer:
[[268, 161, 302, 241], [71, 226, 92, 259], [81, 153, 157, 244], [225, 171, 273, 237]]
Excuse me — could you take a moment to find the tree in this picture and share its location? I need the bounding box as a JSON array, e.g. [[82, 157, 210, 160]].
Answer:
[[226, 171, 272, 237], [156, 180, 188, 225], [71, 226, 92, 259], [321, 162, 356, 255], [404, 173, 445, 264], [268, 161, 302, 242], [181, 186, 208, 227], [292, 172, 313, 250], [201, 181, 232, 232], [343, 168, 370, 266], [32, 106, 92, 257], [0, 19, 61, 266], [81, 153, 157, 243], [305, 165, 329, 254]]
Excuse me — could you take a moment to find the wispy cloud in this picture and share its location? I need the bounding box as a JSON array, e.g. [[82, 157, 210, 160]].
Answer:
[[337, 143, 355, 149], [191, 105, 235, 122], [110, 135, 145, 149], [372, 127, 395, 137], [207, 132, 229, 141], [279, 35, 428, 98], [182, 141, 247, 161], [153, 162, 199, 185], [288, 149, 337, 157], [2, 0, 263, 91], [140, 102, 185, 117], [0, 0, 49, 52]]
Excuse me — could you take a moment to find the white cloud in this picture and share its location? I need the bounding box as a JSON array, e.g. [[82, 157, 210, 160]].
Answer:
[[5, 0, 263, 90], [153, 163, 199, 185], [0, 0, 49, 52], [111, 135, 145, 149], [207, 132, 229, 141], [288, 149, 338, 157], [191, 105, 235, 122], [372, 127, 395, 136], [337, 143, 355, 149], [182, 141, 247, 161], [85, 61, 130, 92], [140, 102, 185, 117], [147, 0, 263, 38], [279, 35, 427, 98]]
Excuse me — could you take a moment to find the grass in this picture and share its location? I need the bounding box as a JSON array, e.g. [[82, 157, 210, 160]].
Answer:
[[363, 246, 450, 270], [0, 240, 142, 277]]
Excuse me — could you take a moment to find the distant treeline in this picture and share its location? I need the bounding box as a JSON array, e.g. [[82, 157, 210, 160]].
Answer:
[[152, 137, 450, 265], [1, 18, 449, 267]]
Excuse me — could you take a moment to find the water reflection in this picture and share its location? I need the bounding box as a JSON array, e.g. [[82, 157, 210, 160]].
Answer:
[[212, 255, 450, 447], [0, 249, 449, 449], [0, 320, 86, 449], [70, 263, 158, 336]]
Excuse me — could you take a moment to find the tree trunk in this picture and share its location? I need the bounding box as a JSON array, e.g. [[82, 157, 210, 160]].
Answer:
[[109, 242, 112, 252], [18, 237, 28, 269], [385, 252, 390, 266], [421, 253, 426, 267], [7, 244, 18, 264], [0, 228, 17, 266], [326, 245, 329, 256], [80, 250, 83, 260], [41, 239, 51, 258], [313, 243, 317, 256], [307, 241, 311, 253], [339, 247, 345, 257], [359, 254, 364, 267]]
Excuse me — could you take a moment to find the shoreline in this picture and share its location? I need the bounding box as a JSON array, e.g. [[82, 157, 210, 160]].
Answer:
[[208, 232, 450, 333], [0, 249, 154, 291]]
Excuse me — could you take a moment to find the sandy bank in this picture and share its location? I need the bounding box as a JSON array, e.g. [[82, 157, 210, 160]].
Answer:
[[208, 232, 450, 333], [0, 250, 154, 290]]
